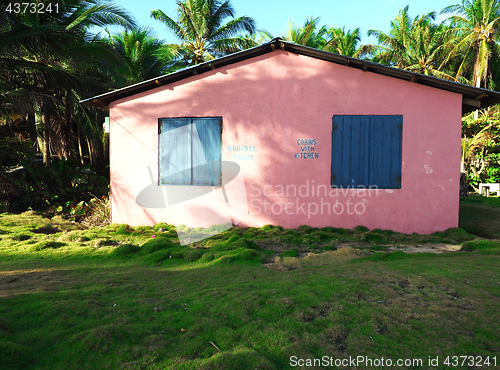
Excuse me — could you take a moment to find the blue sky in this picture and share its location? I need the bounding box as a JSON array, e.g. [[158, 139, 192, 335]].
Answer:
[[110, 0, 458, 44]]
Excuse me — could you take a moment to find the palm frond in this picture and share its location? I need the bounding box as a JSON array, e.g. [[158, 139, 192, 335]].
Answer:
[[210, 16, 255, 40], [151, 9, 186, 41]]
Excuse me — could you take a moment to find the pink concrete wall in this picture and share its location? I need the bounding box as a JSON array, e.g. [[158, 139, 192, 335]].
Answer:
[[109, 50, 462, 234]]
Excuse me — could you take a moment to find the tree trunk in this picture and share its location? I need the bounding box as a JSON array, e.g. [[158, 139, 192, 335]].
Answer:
[[34, 103, 43, 157], [103, 133, 109, 166], [460, 172, 469, 197], [61, 89, 72, 160], [41, 103, 51, 166], [77, 124, 84, 164], [473, 68, 481, 120], [87, 138, 94, 166]]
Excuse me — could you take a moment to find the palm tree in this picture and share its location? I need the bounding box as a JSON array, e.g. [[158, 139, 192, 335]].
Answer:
[[0, 0, 136, 164], [111, 28, 179, 85], [283, 17, 326, 48], [460, 106, 500, 192], [323, 27, 374, 58], [442, 0, 500, 90], [261, 17, 326, 49], [151, 0, 256, 66], [368, 6, 456, 80]]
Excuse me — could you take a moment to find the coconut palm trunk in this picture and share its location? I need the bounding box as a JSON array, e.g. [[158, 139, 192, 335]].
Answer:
[[40, 102, 51, 165]]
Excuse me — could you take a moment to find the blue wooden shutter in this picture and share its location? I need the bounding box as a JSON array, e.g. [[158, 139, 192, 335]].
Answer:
[[159, 118, 192, 185], [331, 115, 402, 189], [193, 118, 222, 186]]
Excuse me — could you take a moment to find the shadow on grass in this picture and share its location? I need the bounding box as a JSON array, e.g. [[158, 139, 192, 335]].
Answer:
[[459, 202, 500, 239], [1, 251, 500, 370]]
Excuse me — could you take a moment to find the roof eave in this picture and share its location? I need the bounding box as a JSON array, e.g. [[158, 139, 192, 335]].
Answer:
[[81, 38, 500, 112], [80, 40, 279, 108]]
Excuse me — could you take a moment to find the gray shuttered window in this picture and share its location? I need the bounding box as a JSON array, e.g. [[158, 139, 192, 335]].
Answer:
[[331, 115, 403, 189], [159, 117, 222, 186]]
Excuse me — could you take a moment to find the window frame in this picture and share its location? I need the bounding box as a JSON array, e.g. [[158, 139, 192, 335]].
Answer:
[[158, 116, 222, 186], [331, 115, 403, 189]]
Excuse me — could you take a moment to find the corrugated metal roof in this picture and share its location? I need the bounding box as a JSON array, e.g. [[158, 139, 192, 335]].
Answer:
[[81, 38, 500, 114]]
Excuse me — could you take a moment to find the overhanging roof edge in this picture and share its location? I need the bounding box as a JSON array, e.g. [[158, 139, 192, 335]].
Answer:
[[81, 38, 500, 111]]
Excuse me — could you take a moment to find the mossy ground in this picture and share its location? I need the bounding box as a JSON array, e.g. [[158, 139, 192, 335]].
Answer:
[[0, 200, 499, 369]]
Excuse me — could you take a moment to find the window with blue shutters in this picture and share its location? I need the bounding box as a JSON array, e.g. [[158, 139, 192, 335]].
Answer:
[[331, 115, 403, 189], [159, 117, 222, 186]]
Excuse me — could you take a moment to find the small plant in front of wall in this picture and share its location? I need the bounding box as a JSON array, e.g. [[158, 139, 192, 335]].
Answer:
[[48, 200, 89, 222], [45, 195, 111, 226]]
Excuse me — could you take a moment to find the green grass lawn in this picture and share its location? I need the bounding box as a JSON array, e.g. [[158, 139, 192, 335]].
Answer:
[[459, 194, 500, 238], [0, 202, 499, 370]]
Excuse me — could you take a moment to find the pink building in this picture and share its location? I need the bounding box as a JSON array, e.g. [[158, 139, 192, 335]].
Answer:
[[83, 38, 500, 234]]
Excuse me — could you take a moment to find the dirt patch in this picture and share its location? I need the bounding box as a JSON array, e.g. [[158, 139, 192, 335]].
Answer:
[[263, 241, 464, 271], [262, 241, 463, 257], [265, 247, 368, 271], [333, 242, 462, 254], [32, 224, 61, 234], [387, 243, 462, 254]]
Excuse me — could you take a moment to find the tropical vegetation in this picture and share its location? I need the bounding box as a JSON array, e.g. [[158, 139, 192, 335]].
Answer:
[[150, 0, 256, 66], [110, 27, 179, 85], [2, 0, 500, 215]]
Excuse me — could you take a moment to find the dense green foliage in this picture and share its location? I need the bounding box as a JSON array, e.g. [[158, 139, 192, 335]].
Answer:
[[2, 0, 500, 210], [151, 0, 256, 66]]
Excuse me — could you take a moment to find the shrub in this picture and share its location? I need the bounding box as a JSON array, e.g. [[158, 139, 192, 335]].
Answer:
[[81, 196, 110, 227]]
